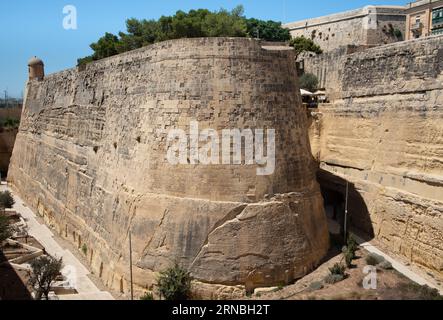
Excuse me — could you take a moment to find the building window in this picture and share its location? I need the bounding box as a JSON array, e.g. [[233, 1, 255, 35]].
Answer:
[[432, 7, 443, 26]]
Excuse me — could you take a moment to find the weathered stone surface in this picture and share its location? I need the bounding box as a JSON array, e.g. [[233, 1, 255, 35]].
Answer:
[[308, 36, 443, 277], [284, 6, 406, 52], [9, 38, 329, 297]]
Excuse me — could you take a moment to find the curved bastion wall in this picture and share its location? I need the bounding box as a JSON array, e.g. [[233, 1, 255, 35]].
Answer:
[[8, 37, 329, 297]]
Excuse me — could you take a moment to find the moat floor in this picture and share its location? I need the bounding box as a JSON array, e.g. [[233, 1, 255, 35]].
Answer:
[[249, 246, 442, 300], [1, 183, 114, 300]]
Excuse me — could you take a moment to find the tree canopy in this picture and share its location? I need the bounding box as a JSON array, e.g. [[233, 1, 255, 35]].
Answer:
[[78, 6, 291, 67], [289, 36, 323, 59], [299, 73, 319, 92]]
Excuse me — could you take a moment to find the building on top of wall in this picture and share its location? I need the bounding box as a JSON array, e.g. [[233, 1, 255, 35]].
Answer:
[[283, 6, 406, 53], [405, 0, 443, 39]]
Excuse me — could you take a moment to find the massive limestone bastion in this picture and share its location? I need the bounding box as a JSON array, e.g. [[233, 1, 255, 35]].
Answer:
[[8, 38, 329, 297]]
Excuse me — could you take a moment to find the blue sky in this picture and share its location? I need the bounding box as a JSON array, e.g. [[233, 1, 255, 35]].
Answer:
[[0, 0, 406, 98]]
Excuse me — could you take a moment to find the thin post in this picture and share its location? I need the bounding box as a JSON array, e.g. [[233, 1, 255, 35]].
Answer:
[[344, 182, 349, 243], [129, 230, 134, 300]]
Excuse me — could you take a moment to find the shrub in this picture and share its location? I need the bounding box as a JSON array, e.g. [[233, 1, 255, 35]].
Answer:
[[309, 281, 324, 291], [329, 263, 346, 276], [81, 244, 87, 255], [0, 213, 12, 243], [398, 282, 443, 300], [156, 263, 191, 301], [344, 249, 354, 268], [324, 274, 345, 284], [299, 73, 318, 92], [378, 260, 393, 270], [343, 235, 359, 267], [140, 292, 154, 300], [347, 235, 358, 257], [0, 191, 15, 209], [365, 253, 385, 266]]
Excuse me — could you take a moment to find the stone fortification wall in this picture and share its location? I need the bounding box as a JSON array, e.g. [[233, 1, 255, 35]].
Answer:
[[309, 36, 443, 277], [9, 37, 329, 297]]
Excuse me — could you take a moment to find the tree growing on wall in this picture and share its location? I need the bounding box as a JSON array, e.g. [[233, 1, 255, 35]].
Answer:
[[29, 256, 63, 300], [289, 36, 323, 59], [299, 73, 319, 92]]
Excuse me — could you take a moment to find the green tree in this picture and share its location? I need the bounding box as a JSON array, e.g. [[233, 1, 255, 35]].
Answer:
[[245, 18, 291, 41], [77, 6, 292, 67], [29, 256, 63, 300], [157, 263, 191, 300], [289, 36, 323, 59], [299, 73, 319, 92], [0, 191, 15, 209], [0, 214, 12, 243]]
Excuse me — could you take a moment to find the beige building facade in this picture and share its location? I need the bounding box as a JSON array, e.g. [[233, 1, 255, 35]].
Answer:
[[405, 0, 443, 39]]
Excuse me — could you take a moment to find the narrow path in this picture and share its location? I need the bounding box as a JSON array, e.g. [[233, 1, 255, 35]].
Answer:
[[328, 219, 443, 295], [353, 233, 443, 295], [1, 184, 114, 300]]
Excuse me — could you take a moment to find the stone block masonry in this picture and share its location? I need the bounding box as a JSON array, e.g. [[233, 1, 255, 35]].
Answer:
[[8, 37, 330, 297], [309, 35, 443, 278]]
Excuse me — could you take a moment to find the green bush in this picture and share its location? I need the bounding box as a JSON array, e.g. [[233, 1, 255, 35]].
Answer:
[[329, 263, 346, 276], [0, 191, 15, 209], [324, 274, 345, 284], [378, 260, 393, 270], [156, 263, 191, 301], [299, 73, 318, 92], [398, 283, 443, 300], [81, 244, 87, 255], [365, 253, 385, 266], [347, 235, 358, 256], [309, 281, 324, 291], [344, 249, 354, 268], [343, 235, 359, 267], [140, 292, 154, 300]]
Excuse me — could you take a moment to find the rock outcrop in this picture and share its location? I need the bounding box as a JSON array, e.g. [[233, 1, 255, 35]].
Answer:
[[8, 38, 329, 296]]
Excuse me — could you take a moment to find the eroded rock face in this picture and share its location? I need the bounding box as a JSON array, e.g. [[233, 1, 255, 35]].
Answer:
[[308, 36, 443, 277], [9, 38, 329, 296]]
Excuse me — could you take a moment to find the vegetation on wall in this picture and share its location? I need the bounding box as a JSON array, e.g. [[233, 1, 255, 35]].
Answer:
[[77, 6, 291, 67], [289, 36, 323, 59]]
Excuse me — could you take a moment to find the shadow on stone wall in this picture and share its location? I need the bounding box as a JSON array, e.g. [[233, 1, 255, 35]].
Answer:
[[0, 250, 32, 300], [317, 169, 375, 242]]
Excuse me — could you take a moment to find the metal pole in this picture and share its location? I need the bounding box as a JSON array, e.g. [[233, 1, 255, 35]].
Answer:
[[129, 230, 134, 300], [344, 182, 349, 243]]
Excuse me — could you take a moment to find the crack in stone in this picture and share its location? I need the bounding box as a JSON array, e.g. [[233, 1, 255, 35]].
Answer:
[[189, 204, 248, 269]]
